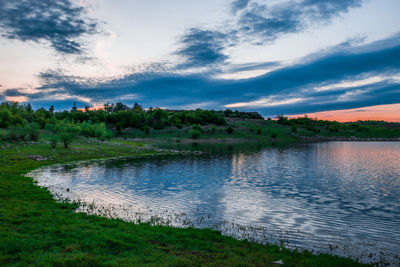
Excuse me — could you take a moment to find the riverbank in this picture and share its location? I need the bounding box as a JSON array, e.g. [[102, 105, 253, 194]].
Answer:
[[0, 138, 368, 266]]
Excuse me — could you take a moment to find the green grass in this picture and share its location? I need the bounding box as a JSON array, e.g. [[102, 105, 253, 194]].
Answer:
[[117, 118, 298, 143], [0, 138, 369, 266]]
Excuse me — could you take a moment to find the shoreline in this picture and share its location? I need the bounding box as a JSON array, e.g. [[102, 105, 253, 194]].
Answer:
[[0, 138, 371, 266]]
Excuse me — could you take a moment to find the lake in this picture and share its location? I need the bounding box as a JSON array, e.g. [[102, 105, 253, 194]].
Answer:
[[29, 142, 400, 265]]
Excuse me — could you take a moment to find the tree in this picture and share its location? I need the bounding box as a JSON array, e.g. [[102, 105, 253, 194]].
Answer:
[[71, 102, 77, 112], [133, 102, 142, 111], [190, 129, 201, 139], [59, 132, 73, 149]]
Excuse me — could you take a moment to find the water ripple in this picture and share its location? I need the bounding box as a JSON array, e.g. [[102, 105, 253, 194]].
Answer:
[[28, 142, 400, 266]]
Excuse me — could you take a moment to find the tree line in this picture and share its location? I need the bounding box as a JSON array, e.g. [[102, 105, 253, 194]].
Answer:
[[0, 101, 263, 143]]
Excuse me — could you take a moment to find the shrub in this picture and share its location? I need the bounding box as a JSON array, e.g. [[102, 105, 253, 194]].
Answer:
[[291, 125, 297, 133], [211, 126, 216, 133], [190, 129, 201, 139], [143, 125, 150, 135], [226, 126, 234, 134], [27, 123, 40, 141], [94, 123, 113, 140], [7, 126, 26, 142], [192, 124, 203, 133], [0, 131, 5, 141], [271, 132, 277, 138], [59, 132, 73, 149], [50, 135, 58, 149], [256, 128, 262, 135]]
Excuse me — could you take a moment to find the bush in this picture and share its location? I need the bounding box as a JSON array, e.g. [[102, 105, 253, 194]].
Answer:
[[143, 125, 150, 135], [7, 126, 26, 142], [27, 123, 40, 141], [271, 132, 277, 138], [59, 132, 73, 149], [256, 128, 262, 135], [0, 130, 6, 141], [291, 125, 297, 133], [115, 122, 123, 134], [192, 124, 203, 133], [226, 126, 234, 134], [50, 135, 58, 149], [211, 126, 216, 133], [190, 129, 201, 139], [94, 123, 113, 140]]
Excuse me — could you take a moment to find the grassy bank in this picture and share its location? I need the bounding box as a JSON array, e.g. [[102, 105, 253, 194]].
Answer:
[[0, 137, 368, 266]]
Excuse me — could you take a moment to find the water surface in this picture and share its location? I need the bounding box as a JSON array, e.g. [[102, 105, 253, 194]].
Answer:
[[30, 142, 400, 265]]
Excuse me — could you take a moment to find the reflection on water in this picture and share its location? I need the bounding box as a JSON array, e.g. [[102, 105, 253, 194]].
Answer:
[[29, 142, 400, 265]]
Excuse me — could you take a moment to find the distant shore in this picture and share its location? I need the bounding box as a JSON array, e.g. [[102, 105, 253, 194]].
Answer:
[[300, 136, 400, 142]]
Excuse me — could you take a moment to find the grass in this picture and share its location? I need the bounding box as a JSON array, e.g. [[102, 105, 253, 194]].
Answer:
[[117, 118, 298, 143], [0, 137, 369, 266]]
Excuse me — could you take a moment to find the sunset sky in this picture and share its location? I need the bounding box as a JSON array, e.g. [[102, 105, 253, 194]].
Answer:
[[0, 0, 399, 121]]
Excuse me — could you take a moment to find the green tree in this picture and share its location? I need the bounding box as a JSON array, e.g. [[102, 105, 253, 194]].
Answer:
[[59, 132, 73, 149]]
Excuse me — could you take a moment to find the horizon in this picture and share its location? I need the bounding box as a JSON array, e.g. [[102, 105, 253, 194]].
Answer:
[[1, 0, 400, 122], [3, 100, 400, 123]]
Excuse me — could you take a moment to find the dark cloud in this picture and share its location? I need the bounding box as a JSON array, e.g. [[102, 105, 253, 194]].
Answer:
[[174, 0, 364, 66], [231, 0, 250, 14], [175, 28, 231, 68], [0, 0, 98, 54], [3, 88, 26, 97], [19, 33, 400, 115], [248, 81, 400, 115], [236, 0, 363, 43]]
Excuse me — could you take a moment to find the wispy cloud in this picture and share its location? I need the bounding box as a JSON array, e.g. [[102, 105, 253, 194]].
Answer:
[[236, 0, 363, 43], [0, 0, 99, 54], [174, 0, 364, 67], [231, 0, 251, 14], [175, 28, 232, 68]]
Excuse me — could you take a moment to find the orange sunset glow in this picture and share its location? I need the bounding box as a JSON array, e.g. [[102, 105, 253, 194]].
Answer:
[[290, 103, 400, 122]]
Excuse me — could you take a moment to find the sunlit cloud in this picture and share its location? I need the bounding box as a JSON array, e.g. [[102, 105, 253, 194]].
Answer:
[[226, 97, 308, 108]]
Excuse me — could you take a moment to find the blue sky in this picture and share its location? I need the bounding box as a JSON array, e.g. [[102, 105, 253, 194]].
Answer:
[[0, 0, 399, 119]]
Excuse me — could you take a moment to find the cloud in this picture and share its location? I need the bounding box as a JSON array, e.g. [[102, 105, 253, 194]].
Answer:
[[236, 0, 363, 43], [223, 61, 280, 73], [14, 33, 400, 116], [175, 28, 231, 68], [3, 88, 27, 97], [231, 0, 250, 14], [0, 0, 99, 54], [173, 0, 364, 66]]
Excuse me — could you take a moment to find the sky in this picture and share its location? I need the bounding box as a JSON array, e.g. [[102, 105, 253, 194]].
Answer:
[[0, 0, 399, 121]]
